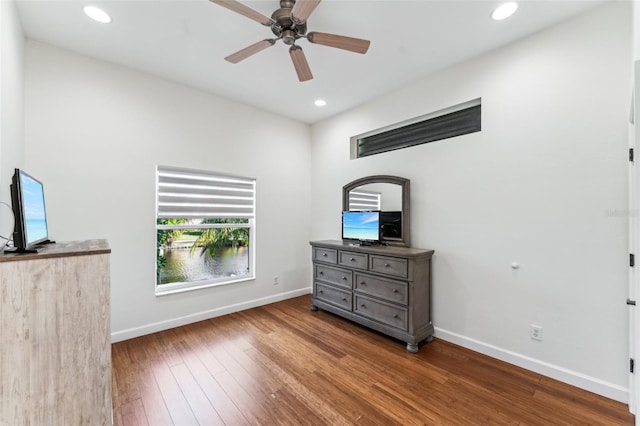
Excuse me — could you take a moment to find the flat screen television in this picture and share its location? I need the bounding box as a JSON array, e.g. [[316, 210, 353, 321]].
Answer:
[[9, 168, 51, 253], [342, 210, 380, 244]]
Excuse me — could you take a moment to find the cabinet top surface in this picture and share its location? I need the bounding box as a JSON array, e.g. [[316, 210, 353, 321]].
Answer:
[[0, 239, 110, 262], [310, 240, 434, 258]]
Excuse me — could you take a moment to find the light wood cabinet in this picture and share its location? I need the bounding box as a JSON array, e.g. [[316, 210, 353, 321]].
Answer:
[[0, 240, 112, 424], [310, 240, 434, 352]]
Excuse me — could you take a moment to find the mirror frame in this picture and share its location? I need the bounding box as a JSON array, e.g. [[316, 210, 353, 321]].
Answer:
[[343, 175, 410, 247]]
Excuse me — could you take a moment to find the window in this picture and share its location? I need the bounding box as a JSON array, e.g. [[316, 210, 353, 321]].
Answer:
[[348, 189, 381, 211], [155, 165, 255, 295], [351, 98, 481, 158]]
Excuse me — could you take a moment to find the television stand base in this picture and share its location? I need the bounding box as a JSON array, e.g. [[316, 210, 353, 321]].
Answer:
[[4, 239, 56, 254], [4, 247, 38, 254], [350, 240, 384, 247]]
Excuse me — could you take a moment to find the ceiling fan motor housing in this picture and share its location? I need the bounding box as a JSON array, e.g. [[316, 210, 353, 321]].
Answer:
[[271, 0, 307, 44]]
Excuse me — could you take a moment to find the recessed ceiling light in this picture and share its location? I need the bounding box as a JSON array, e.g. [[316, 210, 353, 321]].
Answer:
[[83, 6, 112, 24], [491, 2, 518, 21], [314, 99, 327, 107]]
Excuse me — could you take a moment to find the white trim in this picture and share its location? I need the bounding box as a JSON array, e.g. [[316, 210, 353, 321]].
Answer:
[[111, 287, 312, 343], [435, 327, 629, 403], [631, 56, 640, 420], [155, 275, 255, 296], [630, 61, 638, 416]]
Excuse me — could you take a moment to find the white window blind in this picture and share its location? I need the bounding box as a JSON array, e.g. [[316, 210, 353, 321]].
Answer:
[[156, 165, 255, 219], [348, 190, 381, 211]]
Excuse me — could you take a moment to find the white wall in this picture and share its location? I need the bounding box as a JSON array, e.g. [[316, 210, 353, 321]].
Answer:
[[24, 41, 312, 340], [0, 0, 25, 202], [311, 2, 631, 401]]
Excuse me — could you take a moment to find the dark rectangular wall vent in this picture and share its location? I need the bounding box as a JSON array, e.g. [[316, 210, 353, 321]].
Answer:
[[352, 99, 481, 159]]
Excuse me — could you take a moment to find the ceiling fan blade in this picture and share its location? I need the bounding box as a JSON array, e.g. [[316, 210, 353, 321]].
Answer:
[[209, 0, 274, 26], [225, 39, 276, 63], [291, 0, 322, 24], [289, 45, 313, 82], [307, 32, 370, 54]]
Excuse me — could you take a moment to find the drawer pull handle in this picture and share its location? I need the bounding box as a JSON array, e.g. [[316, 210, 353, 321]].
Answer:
[[342, 276, 348, 280], [384, 263, 391, 268], [350, 257, 355, 261], [319, 271, 324, 275], [393, 314, 399, 319], [360, 304, 366, 308], [342, 298, 347, 302], [393, 289, 399, 293], [322, 253, 328, 257], [360, 281, 366, 286], [319, 290, 324, 294]]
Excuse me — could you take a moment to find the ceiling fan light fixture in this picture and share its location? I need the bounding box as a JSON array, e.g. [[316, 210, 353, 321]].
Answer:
[[314, 99, 327, 107], [491, 2, 518, 21], [282, 29, 297, 46], [83, 5, 112, 24]]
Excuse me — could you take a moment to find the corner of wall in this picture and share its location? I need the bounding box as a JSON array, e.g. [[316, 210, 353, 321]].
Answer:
[[0, 0, 25, 202]]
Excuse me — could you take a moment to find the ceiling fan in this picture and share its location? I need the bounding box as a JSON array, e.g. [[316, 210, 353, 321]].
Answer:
[[209, 0, 371, 82]]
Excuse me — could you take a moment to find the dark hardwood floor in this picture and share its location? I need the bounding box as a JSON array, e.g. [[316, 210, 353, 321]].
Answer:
[[111, 295, 634, 425]]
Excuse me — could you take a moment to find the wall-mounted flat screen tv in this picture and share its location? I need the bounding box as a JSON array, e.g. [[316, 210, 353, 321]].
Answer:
[[342, 210, 381, 243], [9, 168, 51, 253]]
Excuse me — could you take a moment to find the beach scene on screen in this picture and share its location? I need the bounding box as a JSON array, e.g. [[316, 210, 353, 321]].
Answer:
[[343, 211, 379, 240], [22, 174, 48, 243]]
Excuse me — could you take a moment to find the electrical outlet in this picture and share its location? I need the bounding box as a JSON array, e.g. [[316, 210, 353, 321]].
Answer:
[[530, 324, 543, 341], [273, 275, 279, 285]]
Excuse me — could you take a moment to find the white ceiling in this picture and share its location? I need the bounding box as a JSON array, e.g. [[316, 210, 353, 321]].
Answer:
[[15, 0, 604, 124]]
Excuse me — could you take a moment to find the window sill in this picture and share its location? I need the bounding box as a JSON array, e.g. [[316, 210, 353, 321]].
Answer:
[[155, 275, 255, 296]]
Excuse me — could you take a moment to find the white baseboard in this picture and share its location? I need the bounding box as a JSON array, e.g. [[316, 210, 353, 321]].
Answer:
[[434, 327, 629, 404], [111, 287, 312, 343]]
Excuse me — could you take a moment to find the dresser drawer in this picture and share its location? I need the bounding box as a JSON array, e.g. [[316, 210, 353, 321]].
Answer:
[[314, 247, 338, 264], [339, 251, 368, 270], [354, 295, 408, 331], [354, 273, 408, 305], [370, 255, 408, 278], [315, 283, 352, 311], [314, 264, 353, 289]]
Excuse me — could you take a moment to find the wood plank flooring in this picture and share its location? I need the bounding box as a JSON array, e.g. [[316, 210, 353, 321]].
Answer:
[[111, 295, 634, 425]]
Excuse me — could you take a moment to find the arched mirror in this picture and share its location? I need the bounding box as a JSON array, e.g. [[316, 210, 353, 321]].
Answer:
[[343, 175, 410, 247]]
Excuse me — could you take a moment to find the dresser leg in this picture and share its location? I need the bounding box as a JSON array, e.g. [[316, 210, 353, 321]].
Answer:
[[310, 304, 318, 311], [406, 342, 419, 353]]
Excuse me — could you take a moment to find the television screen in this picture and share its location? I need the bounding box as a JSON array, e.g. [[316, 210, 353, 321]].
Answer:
[[10, 169, 50, 251], [342, 211, 380, 242]]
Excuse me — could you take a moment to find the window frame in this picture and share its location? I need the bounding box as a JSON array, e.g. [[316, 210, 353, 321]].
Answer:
[[350, 98, 481, 159], [155, 166, 256, 296]]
